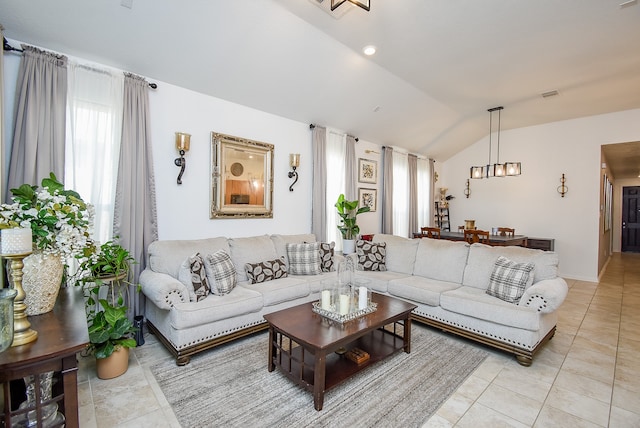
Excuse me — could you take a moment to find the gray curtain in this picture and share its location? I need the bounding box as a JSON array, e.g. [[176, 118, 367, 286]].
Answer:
[[311, 126, 327, 241], [113, 73, 158, 318], [382, 146, 394, 234], [408, 154, 418, 236], [345, 135, 357, 201], [6, 45, 67, 199]]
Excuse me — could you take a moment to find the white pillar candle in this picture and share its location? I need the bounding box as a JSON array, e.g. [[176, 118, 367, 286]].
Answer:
[[1, 228, 33, 255], [358, 286, 368, 310], [321, 290, 331, 310], [339, 294, 350, 315]]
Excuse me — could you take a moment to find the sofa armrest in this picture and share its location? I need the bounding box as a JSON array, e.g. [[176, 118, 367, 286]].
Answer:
[[519, 277, 568, 313], [139, 269, 188, 310]]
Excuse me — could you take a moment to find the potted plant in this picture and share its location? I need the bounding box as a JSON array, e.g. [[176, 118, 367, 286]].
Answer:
[[75, 239, 139, 379], [335, 193, 370, 254]]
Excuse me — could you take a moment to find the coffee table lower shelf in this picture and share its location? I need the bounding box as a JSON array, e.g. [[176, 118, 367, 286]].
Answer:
[[269, 324, 408, 410]]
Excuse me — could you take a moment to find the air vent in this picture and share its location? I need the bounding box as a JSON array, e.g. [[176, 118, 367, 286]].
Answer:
[[541, 90, 559, 98]]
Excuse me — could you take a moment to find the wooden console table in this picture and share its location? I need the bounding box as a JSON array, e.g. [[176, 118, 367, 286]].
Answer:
[[0, 286, 88, 428], [414, 231, 527, 247]]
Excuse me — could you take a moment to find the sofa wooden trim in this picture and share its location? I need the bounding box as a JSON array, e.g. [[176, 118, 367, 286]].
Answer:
[[147, 320, 269, 366], [410, 313, 556, 366]]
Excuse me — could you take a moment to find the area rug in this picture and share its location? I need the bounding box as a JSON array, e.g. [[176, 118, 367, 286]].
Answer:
[[151, 324, 487, 428]]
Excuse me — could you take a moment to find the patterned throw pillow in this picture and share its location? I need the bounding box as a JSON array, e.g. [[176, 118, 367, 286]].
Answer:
[[356, 240, 387, 271], [245, 257, 288, 284], [203, 249, 237, 295], [188, 253, 211, 302], [286, 242, 321, 275], [486, 256, 535, 304], [318, 242, 336, 272]]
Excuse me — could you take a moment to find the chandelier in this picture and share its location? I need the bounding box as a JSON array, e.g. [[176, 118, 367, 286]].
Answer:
[[470, 106, 521, 179], [331, 0, 371, 12]]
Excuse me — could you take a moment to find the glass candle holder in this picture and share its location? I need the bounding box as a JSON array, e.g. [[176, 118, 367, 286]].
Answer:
[[0, 288, 18, 353]]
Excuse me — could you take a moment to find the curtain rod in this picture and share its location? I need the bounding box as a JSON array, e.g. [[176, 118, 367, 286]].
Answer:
[[309, 123, 358, 141], [3, 37, 158, 89]]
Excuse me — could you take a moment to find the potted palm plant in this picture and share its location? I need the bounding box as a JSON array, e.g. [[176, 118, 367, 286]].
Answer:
[[75, 239, 139, 379], [335, 193, 370, 254]]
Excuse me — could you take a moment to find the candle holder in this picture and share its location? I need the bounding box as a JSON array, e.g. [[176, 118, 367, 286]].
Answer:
[[3, 252, 38, 346]]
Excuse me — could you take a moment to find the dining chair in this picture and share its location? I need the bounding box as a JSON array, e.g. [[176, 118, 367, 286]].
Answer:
[[464, 229, 490, 244], [420, 227, 441, 239], [457, 225, 465, 232], [497, 227, 515, 237]]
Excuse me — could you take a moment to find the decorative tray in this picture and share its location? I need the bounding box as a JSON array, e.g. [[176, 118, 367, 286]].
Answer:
[[311, 301, 377, 324]]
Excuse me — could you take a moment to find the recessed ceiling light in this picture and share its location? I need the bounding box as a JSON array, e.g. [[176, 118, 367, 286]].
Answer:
[[363, 45, 376, 56]]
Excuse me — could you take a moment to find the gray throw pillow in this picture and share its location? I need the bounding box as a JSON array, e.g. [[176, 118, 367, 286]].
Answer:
[[203, 249, 237, 295], [286, 242, 322, 275], [486, 256, 535, 304]]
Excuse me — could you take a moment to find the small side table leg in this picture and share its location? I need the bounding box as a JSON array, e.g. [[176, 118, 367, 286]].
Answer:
[[61, 355, 80, 428], [313, 352, 326, 411]]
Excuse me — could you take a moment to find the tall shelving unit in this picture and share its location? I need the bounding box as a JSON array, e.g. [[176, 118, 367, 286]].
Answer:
[[434, 201, 450, 231]]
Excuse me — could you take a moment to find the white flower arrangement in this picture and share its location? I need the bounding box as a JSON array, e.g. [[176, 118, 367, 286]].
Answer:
[[0, 173, 94, 260]]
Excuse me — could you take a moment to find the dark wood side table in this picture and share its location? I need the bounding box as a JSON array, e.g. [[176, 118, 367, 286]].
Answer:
[[0, 286, 88, 428]]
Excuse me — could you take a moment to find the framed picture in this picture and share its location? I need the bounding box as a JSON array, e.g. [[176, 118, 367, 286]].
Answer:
[[358, 158, 377, 184], [358, 188, 377, 212]]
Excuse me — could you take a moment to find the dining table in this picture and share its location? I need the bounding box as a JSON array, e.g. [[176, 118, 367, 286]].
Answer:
[[413, 231, 528, 247]]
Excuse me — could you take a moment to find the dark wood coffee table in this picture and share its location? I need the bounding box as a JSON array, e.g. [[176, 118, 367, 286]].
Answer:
[[263, 293, 417, 410]]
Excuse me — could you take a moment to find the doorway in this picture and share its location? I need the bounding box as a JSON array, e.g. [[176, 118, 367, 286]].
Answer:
[[622, 186, 640, 252]]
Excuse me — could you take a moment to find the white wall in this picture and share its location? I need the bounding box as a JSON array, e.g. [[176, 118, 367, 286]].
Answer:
[[148, 82, 312, 240], [440, 108, 640, 281]]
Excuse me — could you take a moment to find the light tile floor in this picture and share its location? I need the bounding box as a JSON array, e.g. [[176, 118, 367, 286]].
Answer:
[[78, 252, 640, 427]]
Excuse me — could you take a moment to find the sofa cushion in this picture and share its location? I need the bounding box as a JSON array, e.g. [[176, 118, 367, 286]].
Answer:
[[203, 250, 237, 295], [245, 257, 288, 284], [229, 235, 278, 282], [413, 238, 470, 284], [351, 271, 410, 293], [242, 277, 310, 306], [440, 286, 541, 331], [286, 242, 322, 275], [148, 237, 230, 279], [462, 244, 559, 290], [356, 240, 386, 271], [270, 234, 317, 270], [372, 234, 418, 275], [388, 276, 461, 307], [170, 286, 264, 329], [318, 241, 336, 272], [486, 256, 534, 304], [177, 253, 210, 302]]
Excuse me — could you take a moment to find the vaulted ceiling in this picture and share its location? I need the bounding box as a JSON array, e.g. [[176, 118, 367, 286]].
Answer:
[[1, 0, 640, 171]]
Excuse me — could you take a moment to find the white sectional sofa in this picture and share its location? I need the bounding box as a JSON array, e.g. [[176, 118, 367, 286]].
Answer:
[[139, 233, 568, 366], [355, 234, 568, 366]]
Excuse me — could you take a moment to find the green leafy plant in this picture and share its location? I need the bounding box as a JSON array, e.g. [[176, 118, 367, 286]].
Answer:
[[335, 193, 370, 240], [75, 240, 139, 359]]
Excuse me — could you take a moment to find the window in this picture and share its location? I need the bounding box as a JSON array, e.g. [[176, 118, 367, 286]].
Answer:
[[65, 64, 124, 244], [325, 130, 346, 250], [392, 152, 409, 237]]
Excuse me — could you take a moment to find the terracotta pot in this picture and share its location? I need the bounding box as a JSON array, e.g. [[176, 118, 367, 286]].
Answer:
[[96, 347, 130, 379]]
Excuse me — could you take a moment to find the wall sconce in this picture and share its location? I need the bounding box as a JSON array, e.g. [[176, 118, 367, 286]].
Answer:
[[557, 173, 568, 197], [464, 179, 471, 198], [174, 132, 191, 185], [288, 154, 300, 191]]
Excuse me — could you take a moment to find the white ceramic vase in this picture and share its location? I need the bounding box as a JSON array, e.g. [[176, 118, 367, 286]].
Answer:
[[22, 252, 64, 316]]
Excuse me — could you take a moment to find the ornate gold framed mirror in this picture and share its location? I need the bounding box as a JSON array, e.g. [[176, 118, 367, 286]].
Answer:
[[210, 132, 274, 219]]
